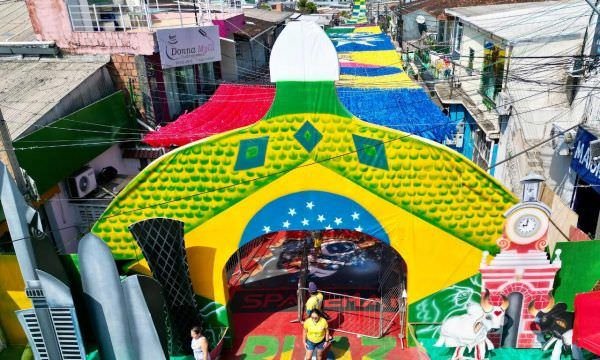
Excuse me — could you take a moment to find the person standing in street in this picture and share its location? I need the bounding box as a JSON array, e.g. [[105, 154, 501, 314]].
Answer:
[[305, 282, 324, 315], [190, 326, 210, 360], [303, 309, 331, 360]]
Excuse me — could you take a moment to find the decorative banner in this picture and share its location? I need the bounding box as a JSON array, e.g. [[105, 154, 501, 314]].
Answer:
[[156, 25, 221, 69], [571, 127, 600, 194]]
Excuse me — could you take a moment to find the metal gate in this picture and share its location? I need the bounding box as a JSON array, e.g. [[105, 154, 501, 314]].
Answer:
[[296, 240, 406, 341], [223, 230, 407, 341]]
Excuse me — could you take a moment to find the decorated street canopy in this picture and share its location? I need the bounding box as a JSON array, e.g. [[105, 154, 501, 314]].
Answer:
[[145, 27, 454, 147], [329, 26, 455, 143], [93, 22, 516, 333], [345, 0, 368, 24], [143, 84, 275, 147]]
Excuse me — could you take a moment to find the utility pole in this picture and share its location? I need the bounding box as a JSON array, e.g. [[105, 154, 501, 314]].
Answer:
[[384, 5, 389, 34], [396, 0, 404, 49], [0, 108, 28, 195]]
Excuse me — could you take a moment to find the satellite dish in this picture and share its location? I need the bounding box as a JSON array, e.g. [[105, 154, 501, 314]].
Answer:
[[416, 15, 426, 24]]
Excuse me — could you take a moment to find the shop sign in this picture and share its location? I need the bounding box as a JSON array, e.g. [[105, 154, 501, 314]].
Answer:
[[157, 25, 221, 69], [571, 127, 600, 193]]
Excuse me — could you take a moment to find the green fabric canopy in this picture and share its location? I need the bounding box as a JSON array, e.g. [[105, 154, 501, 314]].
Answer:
[[14, 91, 135, 196]]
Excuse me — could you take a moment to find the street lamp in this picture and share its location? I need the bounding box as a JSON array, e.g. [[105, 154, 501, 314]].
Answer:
[[520, 172, 545, 202]]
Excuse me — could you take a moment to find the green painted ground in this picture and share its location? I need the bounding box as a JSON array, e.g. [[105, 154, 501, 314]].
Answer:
[[0, 346, 30, 360], [420, 338, 594, 359], [554, 241, 600, 311]]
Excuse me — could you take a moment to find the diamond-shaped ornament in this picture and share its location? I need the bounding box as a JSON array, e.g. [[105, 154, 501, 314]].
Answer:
[[294, 121, 323, 153]]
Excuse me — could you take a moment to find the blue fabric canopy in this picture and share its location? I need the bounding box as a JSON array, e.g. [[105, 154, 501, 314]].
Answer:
[[330, 33, 396, 52], [337, 88, 456, 143], [339, 66, 402, 77]]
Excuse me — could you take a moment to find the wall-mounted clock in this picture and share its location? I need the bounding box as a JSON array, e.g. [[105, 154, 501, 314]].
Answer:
[[504, 206, 549, 245]]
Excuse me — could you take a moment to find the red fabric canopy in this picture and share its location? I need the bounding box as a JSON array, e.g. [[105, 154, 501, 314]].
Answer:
[[144, 84, 275, 147], [574, 290, 600, 355]]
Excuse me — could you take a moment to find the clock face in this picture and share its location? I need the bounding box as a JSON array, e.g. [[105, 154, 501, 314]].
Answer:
[[505, 207, 549, 245], [515, 214, 540, 237]]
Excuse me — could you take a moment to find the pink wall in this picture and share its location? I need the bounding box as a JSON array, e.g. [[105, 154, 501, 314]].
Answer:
[[24, 0, 241, 55], [25, 0, 156, 55], [212, 14, 245, 38]]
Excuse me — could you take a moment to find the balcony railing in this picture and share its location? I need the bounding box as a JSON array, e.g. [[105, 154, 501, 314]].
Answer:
[[67, 1, 243, 32]]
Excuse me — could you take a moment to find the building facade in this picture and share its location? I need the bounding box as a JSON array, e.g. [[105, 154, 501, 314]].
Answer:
[[437, 0, 593, 205]]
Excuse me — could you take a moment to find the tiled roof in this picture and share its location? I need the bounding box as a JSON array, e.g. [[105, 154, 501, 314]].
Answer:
[[0, 56, 110, 140], [242, 8, 292, 23], [446, 0, 590, 43], [0, 0, 37, 42], [234, 17, 276, 39]]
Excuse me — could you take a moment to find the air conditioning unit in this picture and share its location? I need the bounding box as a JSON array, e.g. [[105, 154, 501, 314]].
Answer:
[[67, 167, 97, 199], [567, 58, 585, 78], [550, 124, 576, 156]]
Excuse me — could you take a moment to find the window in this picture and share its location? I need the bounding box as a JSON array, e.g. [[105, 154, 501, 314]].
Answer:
[[472, 128, 492, 169], [438, 20, 446, 43], [453, 22, 463, 53], [480, 41, 505, 106], [467, 48, 474, 76], [163, 63, 217, 120]]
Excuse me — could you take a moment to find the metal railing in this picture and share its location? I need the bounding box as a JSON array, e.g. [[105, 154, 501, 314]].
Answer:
[[224, 233, 407, 340], [299, 288, 383, 338], [66, 1, 243, 32]]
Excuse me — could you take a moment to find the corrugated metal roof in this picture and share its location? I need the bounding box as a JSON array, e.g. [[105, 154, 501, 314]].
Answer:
[[0, 0, 37, 42], [399, 0, 546, 18], [446, 0, 591, 44], [0, 56, 110, 140], [234, 18, 276, 38], [243, 8, 292, 23]]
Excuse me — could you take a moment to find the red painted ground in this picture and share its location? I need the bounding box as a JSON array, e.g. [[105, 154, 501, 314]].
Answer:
[[223, 311, 429, 359]]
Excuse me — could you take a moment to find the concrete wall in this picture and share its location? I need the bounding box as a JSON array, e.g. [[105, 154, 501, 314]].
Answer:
[[454, 25, 486, 104], [450, 21, 580, 209], [107, 54, 144, 113], [403, 10, 436, 42], [220, 39, 239, 82], [236, 34, 269, 76], [46, 144, 141, 252], [18, 66, 115, 140], [24, 0, 156, 55], [213, 14, 245, 38]]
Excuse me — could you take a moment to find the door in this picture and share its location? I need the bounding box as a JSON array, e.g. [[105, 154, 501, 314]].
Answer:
[[501, 292, 523, 347]]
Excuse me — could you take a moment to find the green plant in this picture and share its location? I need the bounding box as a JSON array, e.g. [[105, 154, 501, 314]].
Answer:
[[297, 0, 308, 11], [306, 2, 317, 13]]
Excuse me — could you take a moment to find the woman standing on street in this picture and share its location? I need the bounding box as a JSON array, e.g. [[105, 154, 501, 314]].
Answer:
[[303, 309, 331, 360], [190, 326, 210, 360]]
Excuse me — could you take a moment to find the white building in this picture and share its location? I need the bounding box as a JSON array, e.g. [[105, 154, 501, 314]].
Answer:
[[438, 0, 592, 198], [436, 0, 596, 244]]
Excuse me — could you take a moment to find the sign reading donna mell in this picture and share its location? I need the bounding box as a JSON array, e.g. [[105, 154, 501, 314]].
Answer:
[[157, 25, 221, 69]]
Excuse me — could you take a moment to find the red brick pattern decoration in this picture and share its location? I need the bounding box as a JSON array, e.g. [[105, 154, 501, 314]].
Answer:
[[479, 204, 562, 348]]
